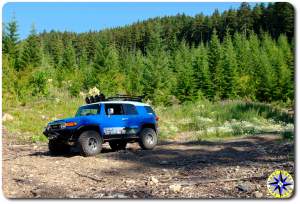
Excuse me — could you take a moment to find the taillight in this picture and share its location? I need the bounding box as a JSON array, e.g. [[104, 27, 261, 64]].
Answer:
[[155, 116, 159, 121]]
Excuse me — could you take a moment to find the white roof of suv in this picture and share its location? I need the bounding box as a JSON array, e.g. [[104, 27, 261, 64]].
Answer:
[[82, 101, 150, 107]]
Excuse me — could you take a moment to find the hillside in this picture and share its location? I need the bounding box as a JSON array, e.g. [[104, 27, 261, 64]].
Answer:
[[3, 2, 295, 107]]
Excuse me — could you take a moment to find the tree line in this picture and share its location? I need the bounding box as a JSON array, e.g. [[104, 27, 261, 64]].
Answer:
[[2, 2, 294, 105]]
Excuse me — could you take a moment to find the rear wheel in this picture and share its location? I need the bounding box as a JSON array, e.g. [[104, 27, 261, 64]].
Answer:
[[109, 140, 127, 151], [78, 130, 102, 156], [48, 139, 70, 155], [139, 128, 157, 150]]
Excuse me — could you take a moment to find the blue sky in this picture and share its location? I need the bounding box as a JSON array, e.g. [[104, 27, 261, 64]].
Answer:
[[3, 2, 256, 39]]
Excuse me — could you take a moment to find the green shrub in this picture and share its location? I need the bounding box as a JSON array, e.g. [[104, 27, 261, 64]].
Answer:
[[29, 71, 48, 96], [68, 80, 82, 97], [281, 130, 294, 140]]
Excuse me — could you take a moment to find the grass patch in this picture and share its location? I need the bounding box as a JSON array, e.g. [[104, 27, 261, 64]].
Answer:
[[156, 100, 294, 141], [3, 88, 83, 143], [3, 91, 294, 143]]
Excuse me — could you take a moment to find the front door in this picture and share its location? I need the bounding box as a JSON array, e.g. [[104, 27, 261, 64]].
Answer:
[[102, 103, 127, 140]]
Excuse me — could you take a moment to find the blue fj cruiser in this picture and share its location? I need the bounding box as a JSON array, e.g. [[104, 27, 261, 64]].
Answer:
[[43, 95, 159, 156]]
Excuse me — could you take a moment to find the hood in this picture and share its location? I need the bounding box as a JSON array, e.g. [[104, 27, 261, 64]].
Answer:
[[49, 117, 78, 125]]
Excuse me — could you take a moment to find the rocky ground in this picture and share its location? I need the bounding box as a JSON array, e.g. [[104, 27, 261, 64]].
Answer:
[[2, 131, 294, 199]]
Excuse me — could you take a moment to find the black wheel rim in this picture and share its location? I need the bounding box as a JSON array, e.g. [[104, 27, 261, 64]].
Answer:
[[88, 138, 98, 151]]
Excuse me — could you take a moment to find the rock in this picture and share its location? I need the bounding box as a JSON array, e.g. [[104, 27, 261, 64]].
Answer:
[[117, 194, 129, 199], [125, 179, 135, 184], [236, 182, 250, 192], [150, 176, 159, 184], [3, 113, 13, 122], [169, 184, 181, 193], [253, 191, 263, 198], [106, 193, 129, 199], [95, 193, 104, 198]]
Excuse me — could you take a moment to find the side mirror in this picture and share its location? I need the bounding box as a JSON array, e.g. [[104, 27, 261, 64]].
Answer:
[[108, 108, 114, 115]]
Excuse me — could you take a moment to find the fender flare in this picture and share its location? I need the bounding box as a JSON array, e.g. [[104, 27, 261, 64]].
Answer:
[[139, 123, 157, 135], [74, 124, 102, 139]]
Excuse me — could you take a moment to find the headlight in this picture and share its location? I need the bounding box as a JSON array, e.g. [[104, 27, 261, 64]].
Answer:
[[65, 122, 77, 127]]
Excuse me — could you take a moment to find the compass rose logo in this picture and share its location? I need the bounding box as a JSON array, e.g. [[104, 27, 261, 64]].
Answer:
[[267, 170, 294, 198]]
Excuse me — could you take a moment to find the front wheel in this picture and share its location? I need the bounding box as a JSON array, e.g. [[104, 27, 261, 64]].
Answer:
[[138, 128, 157, 150], [78, 130, 102, 156]]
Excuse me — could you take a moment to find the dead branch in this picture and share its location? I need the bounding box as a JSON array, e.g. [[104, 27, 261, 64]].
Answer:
[[74, 171, 103, 182]]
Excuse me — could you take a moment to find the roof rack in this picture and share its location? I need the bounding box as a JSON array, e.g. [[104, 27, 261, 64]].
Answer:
[[106, 94, 144, 102], [85, 94, 144, 104]]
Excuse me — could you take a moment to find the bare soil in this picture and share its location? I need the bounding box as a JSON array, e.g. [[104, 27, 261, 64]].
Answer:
[[2, 130, 294, 199]]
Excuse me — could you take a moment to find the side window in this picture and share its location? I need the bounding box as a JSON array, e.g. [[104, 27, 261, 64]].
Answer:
[[76, 104, 100, 117], [105, 104, 124, 115], [144, 106, 155, 114], [123, 104, 138, 115]]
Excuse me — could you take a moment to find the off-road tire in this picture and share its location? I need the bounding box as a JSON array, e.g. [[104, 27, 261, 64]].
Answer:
[[109, 140, 127, 151], [78, 130, 102, 156], [139, 128, 157, 150], [48, 139, 70, 155]]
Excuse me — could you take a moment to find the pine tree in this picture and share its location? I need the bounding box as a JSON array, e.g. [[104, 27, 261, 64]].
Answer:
[[247, 32, 262, 100], [278, 34, 294, 100], [79, 47, 88, 69], [208, 29, 222, 98], [93, 41, 124, 95], [123, 50, 144, 96], [219, 30, 238, 99], [173, 42, 195, 102], [192, 43, 213, 99], [19, 24, 42, 69], [142, 22, 174, 104], [256, 49, 274, 102], [237, 2, 253, 35], [233, 32, 255, 98], [62, 40, 76, 69], [50, 34, 64, 68], [3, 17, 20, 69]]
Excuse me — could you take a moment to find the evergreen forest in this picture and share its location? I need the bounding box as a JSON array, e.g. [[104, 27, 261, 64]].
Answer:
[[2, 2, 295, 106]]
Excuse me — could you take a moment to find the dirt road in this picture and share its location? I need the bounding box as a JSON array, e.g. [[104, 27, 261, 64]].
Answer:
[[2, 133, 294, 198]]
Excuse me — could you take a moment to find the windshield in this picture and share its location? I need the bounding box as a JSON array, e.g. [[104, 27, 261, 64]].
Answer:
[[75, 104, 100, 117]]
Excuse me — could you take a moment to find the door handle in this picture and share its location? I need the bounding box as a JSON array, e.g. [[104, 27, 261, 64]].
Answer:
[[122, 118, 128, 120]]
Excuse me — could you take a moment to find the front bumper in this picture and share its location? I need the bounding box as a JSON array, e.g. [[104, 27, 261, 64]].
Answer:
[[43, 128, 75, 141]]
